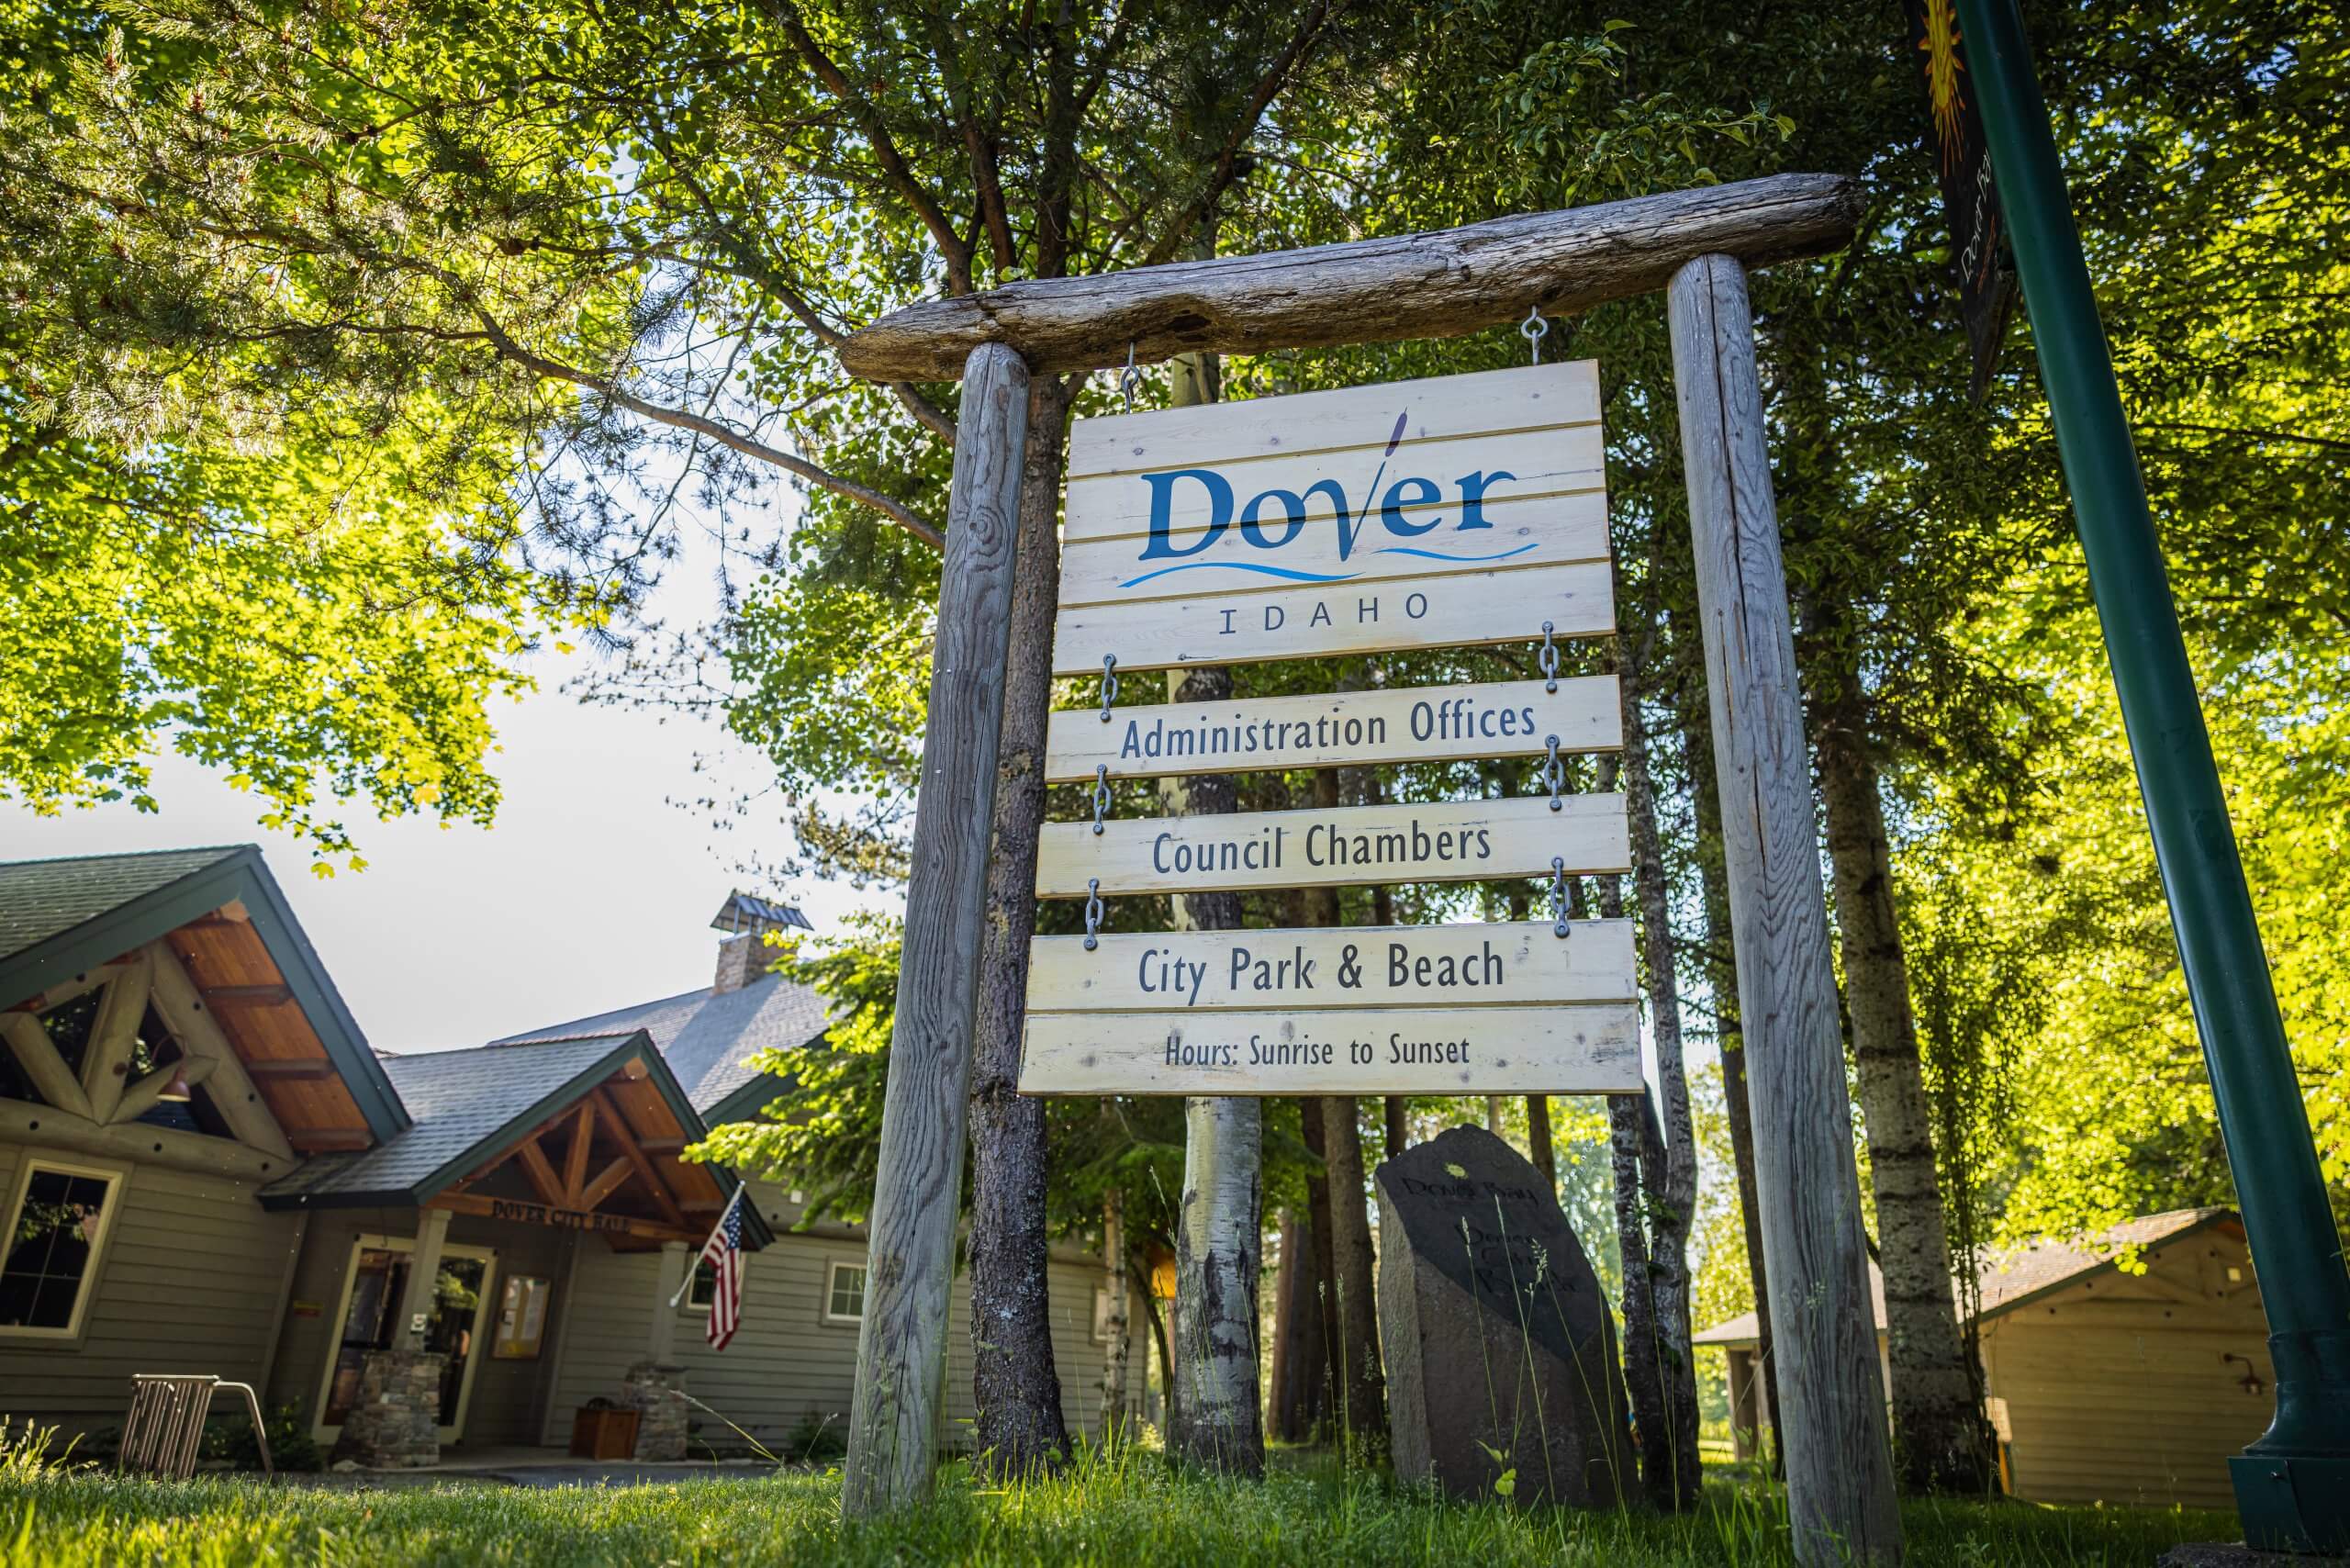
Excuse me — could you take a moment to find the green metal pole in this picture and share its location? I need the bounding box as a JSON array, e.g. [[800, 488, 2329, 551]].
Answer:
[[1955, 0, 2350, 1550]]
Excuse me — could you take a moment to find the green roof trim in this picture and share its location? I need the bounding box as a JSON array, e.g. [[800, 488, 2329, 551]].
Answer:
[[0, 845, 407, 1142]]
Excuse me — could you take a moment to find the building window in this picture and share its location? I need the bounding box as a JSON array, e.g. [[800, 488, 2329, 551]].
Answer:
[[824, 1261, 867, 1324], [685, 1259, 717, 1312], [0, 1160, 122, 1338]]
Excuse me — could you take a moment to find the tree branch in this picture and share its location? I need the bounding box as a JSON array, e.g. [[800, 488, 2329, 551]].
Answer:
[[767, 0, 977, 294], [1137, 0, 1347, 268], [890, 382, 958, 444], [470, 310, 943, 550]]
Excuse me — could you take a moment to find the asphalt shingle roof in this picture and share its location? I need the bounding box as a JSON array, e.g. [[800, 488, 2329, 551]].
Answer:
[[0, 846, 248, 961], [495, 969, 829, 1114], [259, 1035, 635, 1202], [1694, 1207, 2232, 1345]]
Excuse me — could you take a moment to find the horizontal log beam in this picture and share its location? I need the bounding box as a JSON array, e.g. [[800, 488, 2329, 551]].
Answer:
[[838, 174, 1861, 381]]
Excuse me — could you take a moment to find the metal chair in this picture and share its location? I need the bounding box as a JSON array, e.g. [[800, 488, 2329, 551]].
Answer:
[[118, 1374, 273, 1480]]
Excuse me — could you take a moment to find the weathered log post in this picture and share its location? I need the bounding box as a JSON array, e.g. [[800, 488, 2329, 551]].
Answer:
[[842, 342, 1030, 1518], [1666, 253, 1901, 1564]]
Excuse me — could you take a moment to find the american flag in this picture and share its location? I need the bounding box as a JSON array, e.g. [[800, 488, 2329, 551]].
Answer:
[[698, 1188, 747, 1351]]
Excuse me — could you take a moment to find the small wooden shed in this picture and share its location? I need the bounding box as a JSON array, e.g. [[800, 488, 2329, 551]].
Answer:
[[1695, 1209, 2275, 1508]]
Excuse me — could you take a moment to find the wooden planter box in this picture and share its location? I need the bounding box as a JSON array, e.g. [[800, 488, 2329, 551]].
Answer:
[[568, 1406, 641, 1461]]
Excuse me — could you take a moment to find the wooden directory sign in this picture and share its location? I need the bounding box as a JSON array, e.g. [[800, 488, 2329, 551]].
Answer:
[[1050, 362, 1611, 675], [1046, 675, 1622, 784], [1035, 792, 1629, 899], [1017, 1005, 1642, 1096], [1026, 920, 1635, 1011], [1019, 922, 1643, 1095]]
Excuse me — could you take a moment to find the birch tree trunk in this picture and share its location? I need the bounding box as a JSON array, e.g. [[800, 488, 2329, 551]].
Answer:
[[968, 374, 1077, 1476], [1593, 824, 1671, 1504], [1686, 707, 1783, 1472], [1100, 1189, 1132, 1443], [1162, 656, 1263, 1473], [1814, 678, 1992, 1494], [1619, 677, 1702, 1509]]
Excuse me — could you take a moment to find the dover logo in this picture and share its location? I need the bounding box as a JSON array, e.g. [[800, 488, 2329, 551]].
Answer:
[[1125, 410, 1533, 588], [1050, 362, 1614, 673]]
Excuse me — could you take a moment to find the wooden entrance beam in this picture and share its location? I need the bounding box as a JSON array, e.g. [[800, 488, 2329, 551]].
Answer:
[[560, 1101, 597, 1204], [589, 1087, 692, 1231], [837, 174, 1859, 381]]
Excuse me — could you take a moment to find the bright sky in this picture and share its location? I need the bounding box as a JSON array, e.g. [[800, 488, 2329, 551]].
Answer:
[[0, 496, 901, 1056]]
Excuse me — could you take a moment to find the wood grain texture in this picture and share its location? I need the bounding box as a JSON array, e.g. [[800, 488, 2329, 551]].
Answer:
[[1051, 558, 1614, 676], [838, 175, 1862, 379], [1016, 1003, 1642, 1096], [1025, 920, 1636, 1012], [1036, 791, 1629, 898], [1668, 253, 1901, 1564], [1066, 362, 1599, 481], [1048, 676, 1621, 783], [842, 342, 1030, 1519]]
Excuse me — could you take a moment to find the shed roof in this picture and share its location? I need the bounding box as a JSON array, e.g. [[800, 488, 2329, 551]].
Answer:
[[494, 969, 828, 1118], [1693, 1208, 2235, 1348]]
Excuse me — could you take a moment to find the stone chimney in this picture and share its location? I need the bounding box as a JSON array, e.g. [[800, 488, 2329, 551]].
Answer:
[[708, 890, 813, 995], [712, 933, 768, 995]]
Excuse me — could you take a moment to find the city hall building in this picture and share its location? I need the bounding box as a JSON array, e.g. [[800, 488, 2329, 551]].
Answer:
[[0, 846, 1132, 1465]]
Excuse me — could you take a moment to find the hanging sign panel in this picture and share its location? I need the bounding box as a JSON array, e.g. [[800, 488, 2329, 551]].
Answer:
[[1045, 675, 1622, 784], [1026, 920, 1636, 1012], [1016, 1003, 1643, 1096], [1035, 792, 1629, 899], [1050, 362, 1612, 675]]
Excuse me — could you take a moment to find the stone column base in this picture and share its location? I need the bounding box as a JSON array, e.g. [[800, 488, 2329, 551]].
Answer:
[[330, 1350, 444, 1468], [621, 1361, 689, 1461]]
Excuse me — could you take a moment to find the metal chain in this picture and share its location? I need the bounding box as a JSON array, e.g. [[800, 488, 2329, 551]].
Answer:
[[1083, 879, 1104, 951], [1542, 734, 1564, 812], [1119, 342, 1143, 414], [1520, 306, 1550, 366], [1099, 653, 1119, 722], [1550, 857, 1572, 938], [1091, 764, 1112, 835], [1538, 620, 1560, 694]]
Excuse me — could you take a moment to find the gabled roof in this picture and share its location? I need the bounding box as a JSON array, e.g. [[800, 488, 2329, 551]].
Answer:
[[1694, 1208, 2237, 1347], [256, 1029, 772, 1249], [259, 1034, 637, 1204], [495, 969, 828, 1117], [0, 845, 406, 1142]]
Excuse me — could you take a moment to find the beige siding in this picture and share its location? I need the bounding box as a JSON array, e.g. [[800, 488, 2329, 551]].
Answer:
[[263, 1207, 580, 1451], [0, 1137, 300, 1439], [1983, 1228, 2271, 1509], [543, 1180, 1143, 1454]]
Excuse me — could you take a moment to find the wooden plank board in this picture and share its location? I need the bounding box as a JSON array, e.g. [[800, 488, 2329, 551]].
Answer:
[[1070, 362, 1600, 478], [1025, 920, 1635, 1012], [1051, 557, 1613, 675], [1065, 426, 1604, 546], [834, 175, 1863, 380], [1058, 486, 1608, 610], [1036, 791, 1628, 898], [1047, 675, 1622, 783], [1017, 1004, 1643, 1096]]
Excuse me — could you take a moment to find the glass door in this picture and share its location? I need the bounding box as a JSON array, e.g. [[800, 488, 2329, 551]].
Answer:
[[316, 1237, 496, 1443]]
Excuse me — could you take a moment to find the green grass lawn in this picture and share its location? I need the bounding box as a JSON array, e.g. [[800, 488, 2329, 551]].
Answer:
[[2, 1439, 2234, 1566]]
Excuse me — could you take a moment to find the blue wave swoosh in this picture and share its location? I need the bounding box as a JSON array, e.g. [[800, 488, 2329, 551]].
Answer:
[[1371, 543, 1540, 564], [1117, 562, 1361, 588]]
